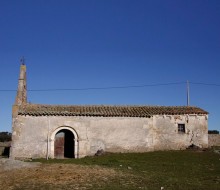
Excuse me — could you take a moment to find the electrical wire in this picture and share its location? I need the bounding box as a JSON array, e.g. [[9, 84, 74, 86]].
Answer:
[[0, 81, 219, 92], [190, 82, 220, 87], [0, 82, 186, 92]]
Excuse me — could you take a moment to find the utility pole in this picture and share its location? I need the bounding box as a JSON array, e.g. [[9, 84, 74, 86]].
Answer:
[[187, 80, 190, 106]]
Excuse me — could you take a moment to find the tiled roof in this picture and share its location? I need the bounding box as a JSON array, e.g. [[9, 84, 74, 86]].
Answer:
[[18, 104, 208, 117]]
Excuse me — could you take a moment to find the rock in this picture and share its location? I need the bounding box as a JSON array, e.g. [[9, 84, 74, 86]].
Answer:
[[214, 150, 220, 154], [186, 144, 200, 150], [95, 149, 105, 156]]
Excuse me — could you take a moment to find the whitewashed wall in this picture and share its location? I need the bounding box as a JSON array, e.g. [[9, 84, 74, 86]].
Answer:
[[10, 114, 208, 159]]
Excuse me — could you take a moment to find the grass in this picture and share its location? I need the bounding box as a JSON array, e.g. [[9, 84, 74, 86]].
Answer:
[[32, 149, 220, 190]]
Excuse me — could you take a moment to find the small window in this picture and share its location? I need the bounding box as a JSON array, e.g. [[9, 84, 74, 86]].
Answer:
[[178, 124, 185, 133]]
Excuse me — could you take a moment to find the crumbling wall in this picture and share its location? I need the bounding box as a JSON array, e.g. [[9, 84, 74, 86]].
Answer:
[[10, 114, 208, 159], [153, 114, 208, 150], [208, 134, 220, 147]]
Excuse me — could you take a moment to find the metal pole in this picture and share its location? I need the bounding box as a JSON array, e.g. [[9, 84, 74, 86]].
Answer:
[[187, 80, 190, 106]]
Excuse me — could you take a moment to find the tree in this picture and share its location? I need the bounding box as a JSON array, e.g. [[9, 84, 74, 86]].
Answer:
[[0, 132, 12, 142], [208, 130, 219, 134]]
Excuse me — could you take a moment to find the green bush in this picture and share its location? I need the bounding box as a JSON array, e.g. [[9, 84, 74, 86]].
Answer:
[[208, 130, 219, 134], [0, 131, 12, 142]]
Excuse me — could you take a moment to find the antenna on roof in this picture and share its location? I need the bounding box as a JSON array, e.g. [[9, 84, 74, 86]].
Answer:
[[20, 56, 25, 65], [187, 80, 190, 106]]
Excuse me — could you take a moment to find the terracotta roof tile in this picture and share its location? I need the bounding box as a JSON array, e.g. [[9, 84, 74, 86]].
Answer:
[[17, 104, 208, 117]]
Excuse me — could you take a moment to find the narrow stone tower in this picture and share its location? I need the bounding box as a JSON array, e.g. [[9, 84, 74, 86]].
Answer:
[[15, 63, 27, 105], [11, 62, 27, 158], [12, 63, 27, 117]]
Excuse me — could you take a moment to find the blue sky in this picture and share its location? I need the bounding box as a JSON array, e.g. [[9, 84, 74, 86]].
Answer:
[[0, 0, 220, 132]]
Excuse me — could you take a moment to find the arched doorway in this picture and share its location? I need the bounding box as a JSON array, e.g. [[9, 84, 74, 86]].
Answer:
[[54, 129, 75, 158]]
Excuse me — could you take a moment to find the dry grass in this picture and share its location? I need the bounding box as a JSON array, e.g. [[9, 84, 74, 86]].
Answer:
[[0, 150, 219, 190], [0, 163, 141, 190]]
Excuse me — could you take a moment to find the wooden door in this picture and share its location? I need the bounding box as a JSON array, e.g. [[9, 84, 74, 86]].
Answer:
[[54, 132, 64, 158]]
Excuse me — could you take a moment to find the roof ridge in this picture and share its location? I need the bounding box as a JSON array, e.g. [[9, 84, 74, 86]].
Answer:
[[24, 103, 200, 108]]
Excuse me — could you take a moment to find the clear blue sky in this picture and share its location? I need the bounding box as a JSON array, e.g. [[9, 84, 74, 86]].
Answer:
[[0, 0, 220, 132]]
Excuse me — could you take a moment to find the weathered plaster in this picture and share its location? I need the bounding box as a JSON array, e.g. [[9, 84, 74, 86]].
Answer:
[[10, 114, 208, 159]]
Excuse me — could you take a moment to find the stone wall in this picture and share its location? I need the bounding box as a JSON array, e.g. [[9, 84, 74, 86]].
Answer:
[[208, 134, 220, 147], [10, 114, 208, 159]]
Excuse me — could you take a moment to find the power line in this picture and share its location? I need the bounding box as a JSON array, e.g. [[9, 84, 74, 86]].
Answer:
[[0, 90, 17, 92], [190, 82, 220, 87], [0, 82, 186, 92], [0, 81, 219, 92], [29, 82, 186, 91]]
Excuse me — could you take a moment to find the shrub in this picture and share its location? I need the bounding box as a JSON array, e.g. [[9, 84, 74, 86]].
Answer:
[[208, 130, 220, 134], [0, 132, 12, 142]]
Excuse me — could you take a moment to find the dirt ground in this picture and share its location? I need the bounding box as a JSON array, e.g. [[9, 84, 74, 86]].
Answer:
[[0, 159, 135, 190]]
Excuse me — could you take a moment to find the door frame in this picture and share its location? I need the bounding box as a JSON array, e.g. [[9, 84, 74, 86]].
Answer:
[[50, 126, 78, 159]]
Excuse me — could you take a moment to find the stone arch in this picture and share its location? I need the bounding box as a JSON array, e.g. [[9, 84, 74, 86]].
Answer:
[[50, 126, 78, 159]]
